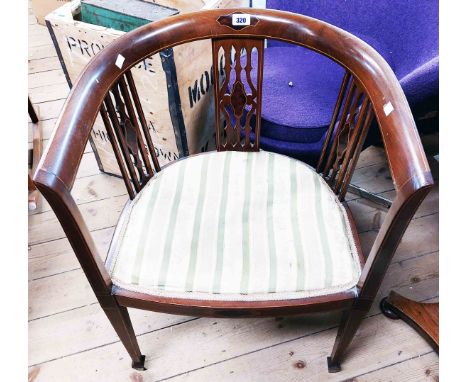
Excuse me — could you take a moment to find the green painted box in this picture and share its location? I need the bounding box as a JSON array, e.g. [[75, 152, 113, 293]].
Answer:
[[81, 0, 179, 32], [45, 0, 250, 176]]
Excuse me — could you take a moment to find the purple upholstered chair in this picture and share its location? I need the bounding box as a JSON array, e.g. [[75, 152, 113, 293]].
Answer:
[[254, 0, 439, 166]]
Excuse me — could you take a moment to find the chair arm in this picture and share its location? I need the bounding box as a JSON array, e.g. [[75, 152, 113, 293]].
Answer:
[[34, 169, 112, 295], [356, 172, 433, 303]]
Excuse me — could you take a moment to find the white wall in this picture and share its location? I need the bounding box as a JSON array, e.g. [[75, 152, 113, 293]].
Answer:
[[251, 0, 266, 8]]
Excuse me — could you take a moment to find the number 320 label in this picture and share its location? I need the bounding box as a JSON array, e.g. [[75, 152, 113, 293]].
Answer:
[[232, 14, 251, 26]]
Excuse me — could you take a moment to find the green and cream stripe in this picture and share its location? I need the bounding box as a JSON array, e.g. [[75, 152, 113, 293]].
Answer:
[[106, 150, 361, 301]]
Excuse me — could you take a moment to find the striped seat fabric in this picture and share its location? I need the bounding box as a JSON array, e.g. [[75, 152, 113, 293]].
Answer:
[[106, 150, 361, 301]]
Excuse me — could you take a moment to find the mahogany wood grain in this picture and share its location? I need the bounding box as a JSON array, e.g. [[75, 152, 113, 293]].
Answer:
[[125, 71, 160, 172], [317, 71, 351, 173], [104, 93, 142, 193], [384, 290, 439, 352], [338, 104, 375, 201], [322, 79, 357, 179], [212, 37, 264, 151], [99, 105, 136, 199], [334, 97, 370, 194], [116, 77, 154, 180], [115, 288, 355, 318]]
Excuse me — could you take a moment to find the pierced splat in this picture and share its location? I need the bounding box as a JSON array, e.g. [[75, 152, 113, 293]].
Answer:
[[229, 81, 248, 117], [212, 38, 264, 151], [317, 73, 375, 200]]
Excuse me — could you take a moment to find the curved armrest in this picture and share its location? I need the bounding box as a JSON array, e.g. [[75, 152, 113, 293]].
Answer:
[[34, 169, 112, 295], [357, 175, 433, 304]]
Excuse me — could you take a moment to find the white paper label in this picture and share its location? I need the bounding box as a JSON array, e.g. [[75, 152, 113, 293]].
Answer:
[[232, 14, 251, 26], [115, 54, 125, 69], [383, 102, 394, 116]]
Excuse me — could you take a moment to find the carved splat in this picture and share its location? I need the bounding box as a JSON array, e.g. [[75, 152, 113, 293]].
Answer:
[[229, 81, 248, 117], [317, 73, 375, 200], [212, 38, 264, 151]]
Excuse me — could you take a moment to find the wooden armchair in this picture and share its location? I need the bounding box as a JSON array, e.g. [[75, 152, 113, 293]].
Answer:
[[33, 9, 433, 373]]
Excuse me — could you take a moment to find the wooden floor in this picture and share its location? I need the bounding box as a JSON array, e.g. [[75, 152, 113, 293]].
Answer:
[[28, 5, 439, 382]]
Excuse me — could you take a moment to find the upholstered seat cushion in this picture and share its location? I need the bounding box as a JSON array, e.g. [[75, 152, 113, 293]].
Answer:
[[105, 150, 361, 301]]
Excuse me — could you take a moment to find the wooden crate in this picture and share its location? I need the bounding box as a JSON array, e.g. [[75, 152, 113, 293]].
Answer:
[[45, 0, 249, 176], [32, 0, 72, 25], [81, 0, 179, 32]]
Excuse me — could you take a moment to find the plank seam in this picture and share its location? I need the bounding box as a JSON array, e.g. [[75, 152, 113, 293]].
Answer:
[[29, 295, 438, 374]]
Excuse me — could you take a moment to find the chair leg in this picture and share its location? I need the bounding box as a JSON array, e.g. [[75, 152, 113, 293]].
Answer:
[[28, 97, 39, 124], [327, 306, 367, 373], [102, 302, 146, 370]]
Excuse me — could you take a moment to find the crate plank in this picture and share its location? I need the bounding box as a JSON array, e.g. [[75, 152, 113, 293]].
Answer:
[[45, 0, 219, 174]]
